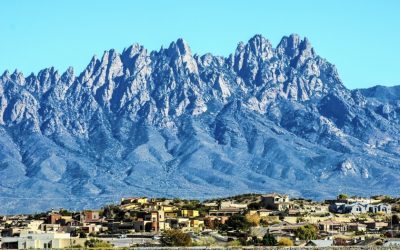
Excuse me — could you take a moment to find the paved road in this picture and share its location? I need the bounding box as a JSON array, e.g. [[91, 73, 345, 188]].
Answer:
[[100, 237, 158, 247]]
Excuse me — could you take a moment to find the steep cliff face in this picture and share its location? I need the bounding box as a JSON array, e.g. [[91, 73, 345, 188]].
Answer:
[[1, 34, 399, 214]]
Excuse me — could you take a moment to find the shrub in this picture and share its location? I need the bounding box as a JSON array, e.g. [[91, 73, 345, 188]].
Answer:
[[278, 237, 294, 246], [227, 240, 242, 247], [295, 224, 317, 241], [354, 230, 365, 236], [161, 229, 192, 246], [245, 213, 261, 226], [192, 236, 216, 246], [84, 239, 112, 248]]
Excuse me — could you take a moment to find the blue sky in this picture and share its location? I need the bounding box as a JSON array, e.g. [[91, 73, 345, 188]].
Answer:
[[1, 0, 399, 89]]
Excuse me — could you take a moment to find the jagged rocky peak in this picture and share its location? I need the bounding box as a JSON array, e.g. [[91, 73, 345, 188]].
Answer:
[[245, 34, 274, 58], [168, 38, 192, 57], [233, 35, 274, 83], [64, 66, 74, 75], [2, 69, 10, 78], [276, 33, 315, 59], [80, 49, 124, 92], [121, 43, 150, 77], [99, 49, 123, 72], [61, 66, 75, 84], [10, 69, 26, 85], [163, 38, 199, 75], [37, 66, 59, 83], [79, 55, 100, 84], [18, 67, 59, 96], [122, 43, 144, 58]]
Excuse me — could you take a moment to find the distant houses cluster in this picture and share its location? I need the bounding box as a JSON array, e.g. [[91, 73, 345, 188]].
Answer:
[[0, 193, 399, 249], [329, 202, 391, 214]]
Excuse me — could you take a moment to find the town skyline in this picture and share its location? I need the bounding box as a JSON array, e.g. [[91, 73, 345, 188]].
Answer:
[[1, 192, 399, 248]]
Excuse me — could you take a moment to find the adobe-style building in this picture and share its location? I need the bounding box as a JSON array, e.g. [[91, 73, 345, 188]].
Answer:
[[133, 210, 166, 232], [149, 210, 166, 231], [181, 209, 199, 218], [261, 193, 292, 211], [46, 213, 61, 225], [80, 210, 101, 223]]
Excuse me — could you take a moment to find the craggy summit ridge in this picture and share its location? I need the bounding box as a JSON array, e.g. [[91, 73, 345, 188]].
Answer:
[[0, 34, 399, 213]]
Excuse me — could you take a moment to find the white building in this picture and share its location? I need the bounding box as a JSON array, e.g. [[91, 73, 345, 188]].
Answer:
[[219, 200, 247, 209], [1, 231, 74, 249]]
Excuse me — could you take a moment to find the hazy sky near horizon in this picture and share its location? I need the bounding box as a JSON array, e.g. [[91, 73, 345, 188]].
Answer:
[[1, 0, 399, 89]]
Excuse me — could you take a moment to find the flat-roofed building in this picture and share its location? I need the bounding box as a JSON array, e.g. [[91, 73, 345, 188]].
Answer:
[[1, 231, 74, 249]]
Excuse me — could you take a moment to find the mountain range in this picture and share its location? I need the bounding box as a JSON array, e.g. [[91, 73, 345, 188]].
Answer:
[[1, 34, 399, 214]]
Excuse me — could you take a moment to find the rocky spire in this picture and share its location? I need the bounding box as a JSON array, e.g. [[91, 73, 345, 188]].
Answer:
[[165, 38, 198, 75], [61, 66, 75, 84], [11, 69, 25, 85], [1, 70, 10, 79], [168, 38, 192, 57], [276, 34, 315, 62], [233, 34, 273, 83]]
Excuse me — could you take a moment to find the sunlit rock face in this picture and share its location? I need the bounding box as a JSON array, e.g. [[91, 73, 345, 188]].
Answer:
[[1, 34, 399, 214]]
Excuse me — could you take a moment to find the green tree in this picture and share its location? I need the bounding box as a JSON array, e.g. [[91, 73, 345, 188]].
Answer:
[[225, 214, 251, 231], [172, 198, 182, 204], [79, 231, 87, 238], [392, 214, 400, 225], [72, 228, 87, 238], [382, 196, 395, 203], [161, 229, 192, 246], [59, 209, 72, 216], [392, 204, 400, 213], [248, 202, 262, 210], [295, 224, 317, 241], [250, 236, 261, 245], [262, 230, 277, 246], [338, 194, 349, 199], [88, 232, 97, 237]]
